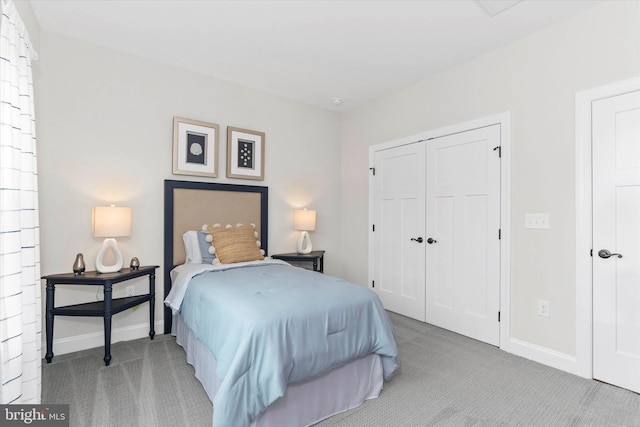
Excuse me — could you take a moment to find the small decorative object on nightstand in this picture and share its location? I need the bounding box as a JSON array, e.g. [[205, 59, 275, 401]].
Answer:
[[130, 257, 140, 270], [72, 253, 86, 275], [272, 250, 325, 273]]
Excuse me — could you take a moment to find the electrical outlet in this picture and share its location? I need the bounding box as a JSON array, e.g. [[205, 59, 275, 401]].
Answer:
[[538, 299, 550, 317], [126, 285, 135, 297]]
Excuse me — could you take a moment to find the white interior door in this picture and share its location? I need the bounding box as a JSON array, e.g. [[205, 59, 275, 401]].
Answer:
[[425, 125, 501, 346], [592, 90, 640, 393], [371, 142, 426, 321]]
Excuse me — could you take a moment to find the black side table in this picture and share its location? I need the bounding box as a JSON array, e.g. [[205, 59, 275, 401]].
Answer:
[[42, 265, 158, 366], [272, 250, 325, 273]]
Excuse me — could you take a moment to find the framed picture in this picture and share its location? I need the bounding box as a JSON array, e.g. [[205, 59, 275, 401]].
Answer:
[[172, 117, 219, 178], [227, 127, 265, 181]]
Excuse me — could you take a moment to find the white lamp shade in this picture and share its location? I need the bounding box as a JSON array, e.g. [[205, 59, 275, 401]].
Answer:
[[294, 209, 316, 231], [93, 206, 132, 237]]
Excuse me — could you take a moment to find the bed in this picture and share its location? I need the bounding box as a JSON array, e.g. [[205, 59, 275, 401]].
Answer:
[[163, 180, 399, 427]]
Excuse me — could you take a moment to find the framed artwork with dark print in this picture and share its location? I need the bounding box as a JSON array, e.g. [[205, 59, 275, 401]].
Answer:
[[227, 127, 265, 181], [172, 117, 219, 178]]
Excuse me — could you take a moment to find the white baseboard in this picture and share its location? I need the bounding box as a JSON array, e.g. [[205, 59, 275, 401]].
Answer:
[[43, 320, 166, 357], [508, 337, 587, 378]]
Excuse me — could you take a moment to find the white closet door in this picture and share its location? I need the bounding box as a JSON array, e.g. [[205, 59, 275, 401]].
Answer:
[[371, 142, 426, 321], [425, 125, 501, 346]]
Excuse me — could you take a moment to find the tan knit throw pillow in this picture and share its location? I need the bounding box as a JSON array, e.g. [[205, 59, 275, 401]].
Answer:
[[207, 224, 264, 264]]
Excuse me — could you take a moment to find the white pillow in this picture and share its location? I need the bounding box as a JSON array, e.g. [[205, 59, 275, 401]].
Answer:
[[182, 231, 202, 264]]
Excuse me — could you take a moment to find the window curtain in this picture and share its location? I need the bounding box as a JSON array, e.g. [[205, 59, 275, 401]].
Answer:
[[0, 0, 41, 404]]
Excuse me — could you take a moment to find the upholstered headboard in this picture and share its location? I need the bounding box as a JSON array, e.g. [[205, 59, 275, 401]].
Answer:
[[163, 179, 268, 333]]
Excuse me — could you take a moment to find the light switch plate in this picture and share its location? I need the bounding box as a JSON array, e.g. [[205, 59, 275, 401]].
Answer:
[[525, 214, 550, 229]]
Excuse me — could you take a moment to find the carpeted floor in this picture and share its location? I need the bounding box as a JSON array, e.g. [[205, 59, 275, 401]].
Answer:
[[42, 312, 640, 426], [42, 334, 213, 427]]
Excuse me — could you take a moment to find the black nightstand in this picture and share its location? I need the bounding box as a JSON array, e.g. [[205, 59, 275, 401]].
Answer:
[[272, 250, 325, 273], [42, 265, 158, 366]]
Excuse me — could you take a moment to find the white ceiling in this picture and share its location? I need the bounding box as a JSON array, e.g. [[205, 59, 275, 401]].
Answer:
[[29, 0, 602, 111]]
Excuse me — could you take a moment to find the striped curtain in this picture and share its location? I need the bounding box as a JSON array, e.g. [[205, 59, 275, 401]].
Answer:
[[0, 0, 41, 404]]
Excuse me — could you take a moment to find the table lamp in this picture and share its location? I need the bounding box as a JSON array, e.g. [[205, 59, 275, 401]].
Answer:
[[294, 209, 316, 254], [93, 205, 131, 273]]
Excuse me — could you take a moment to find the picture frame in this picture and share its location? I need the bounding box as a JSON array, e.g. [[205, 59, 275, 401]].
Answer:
[[172, 117, 219, 178], [227, 126, 265, 181]]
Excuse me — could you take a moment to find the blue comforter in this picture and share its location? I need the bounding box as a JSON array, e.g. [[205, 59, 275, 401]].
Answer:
[[179, 263, 399, 427]]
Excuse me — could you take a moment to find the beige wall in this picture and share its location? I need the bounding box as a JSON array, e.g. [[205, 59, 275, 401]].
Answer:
[[340, 1, 640, 357], [35, 32, 342, 346], [21, 0, 640, 365]]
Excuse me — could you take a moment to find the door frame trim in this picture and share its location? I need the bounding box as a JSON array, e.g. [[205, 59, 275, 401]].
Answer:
[[368, 112, 511, 350], [575, 76, 640, 378]]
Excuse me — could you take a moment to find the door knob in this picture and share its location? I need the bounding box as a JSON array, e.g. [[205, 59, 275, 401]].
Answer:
[[598, 249, 622, 259], [411, 237, 424, 243], [426, 238, 437, 244]]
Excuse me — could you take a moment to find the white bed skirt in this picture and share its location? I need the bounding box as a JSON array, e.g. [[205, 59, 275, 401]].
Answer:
[[173, 313, 384, 427]]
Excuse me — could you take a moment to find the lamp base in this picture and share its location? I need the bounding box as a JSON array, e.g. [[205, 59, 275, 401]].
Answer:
[[296, 231, 312, 255], [96, 238, 124, 273]]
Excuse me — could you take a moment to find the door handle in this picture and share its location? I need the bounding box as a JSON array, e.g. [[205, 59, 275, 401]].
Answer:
[[411, 237, 424, 243], [426, 238, 437, 244], [598, 249, 623, 259]]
